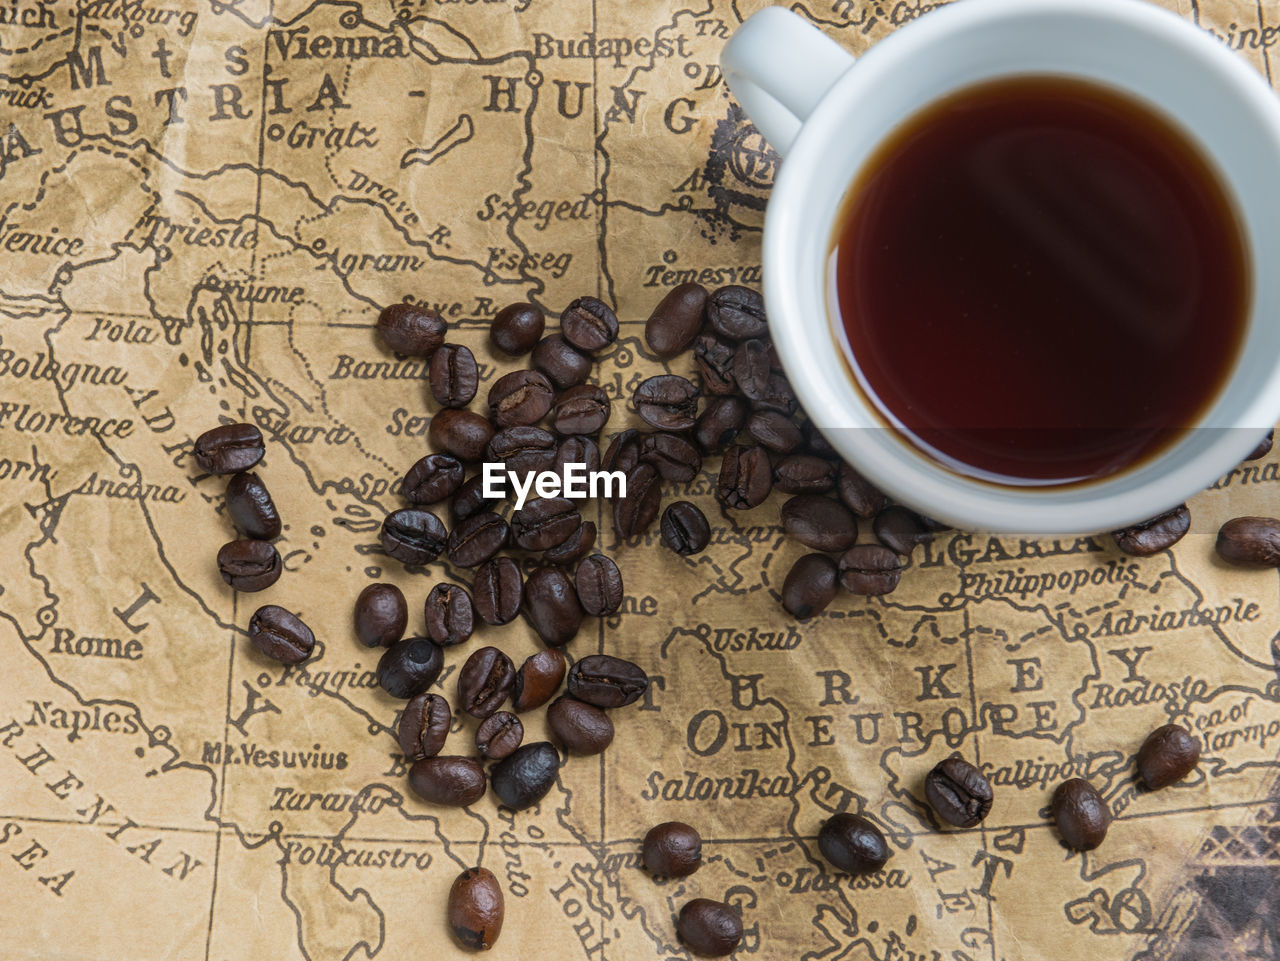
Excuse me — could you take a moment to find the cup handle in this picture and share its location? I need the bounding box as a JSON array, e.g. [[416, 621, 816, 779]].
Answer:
[[720, 8, 856, 157]]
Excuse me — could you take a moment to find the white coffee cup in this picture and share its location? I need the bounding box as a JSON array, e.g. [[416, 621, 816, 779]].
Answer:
[[721, 0, 1280, 533]]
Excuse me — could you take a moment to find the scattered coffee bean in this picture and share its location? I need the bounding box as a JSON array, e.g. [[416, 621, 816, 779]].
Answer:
[[614, 462, 662, 539], [660, 501, 710, 555], [782, 495, 858, 552], [424, 583, 475, 647], [745, 409, 802, 453], [408, 756, 486, 806], [452, 474, 499, 522], [490, 741, 560, 810], [397, 692, 451, 760], [717, 445, 772, 509], [457, 646, 516, 718], [706, 284, 768, 340], [447, 512, 509, 568], [524, 566, 584, 645], [754, 370, 799, 415], [645, 282, 707, 358], [782, 553, 838, 619], [376, 302, 445, 356], [642, 821, 701, 877], [486, 426, 558, 479], [491, 302, 545, 356], [381, 508, 447, 565], [354, 583, 408, 648], [575, 554, 623, 616], [402, 453, 464, 505], [1137, 723, 1200, 789], [639, 432, 702, 482], [1245, 428, 1274, 461], [837, 462, 889, 517], [217, 539, 282, 592], [677, 899, 743, 958], [602, 428, 642, 475], [773, 454, 836, 494], [804, 421, 838, 458], [226, 471, 281, 540], [377, 637, 444, 698], [634, 375, 698, 431], [874, 505, 934, 556], [733, 339, 771, 402], [532, 334, 592, 389], [511, 648, 566, 712], [552, 434, 601, 477], [567, 654, 648, 708], [839, 544, 903, 595], [695, 396, 747, 452], [818, 813, 891, 875], [194, 423, 265, 474], [429, 409, 494, 463], [561, 296, 619, 353], [248, 605, 314, 664], [924, 753, 994, 827], [429, 344, 479, 408], [547, 696, 614, 755], [489, 369, 554, 428], [472, 557, 523, 626], [542, 520, 597, 565], [553, 384, 611, 435], [512, 497, 581, 551], [693, 333, 737, 394], [1216, 516, 1280, 566], [476, 711, 524, 761], [448, 866, 504, 950], [1051, 778, 1110, 850], [1111, 504, 1191, 556]]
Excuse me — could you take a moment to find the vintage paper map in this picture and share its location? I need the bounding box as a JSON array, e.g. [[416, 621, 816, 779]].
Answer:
[[1, 0, 1278, 957]]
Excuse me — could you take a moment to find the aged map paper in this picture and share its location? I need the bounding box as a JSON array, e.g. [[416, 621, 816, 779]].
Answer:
[[1, 0, 1278, 957]]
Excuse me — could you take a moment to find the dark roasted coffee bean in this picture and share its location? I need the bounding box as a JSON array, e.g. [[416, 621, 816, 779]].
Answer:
[[377, 302, 445, 356], [782, 495, 858, 552], [429, 409, 494, 463], [512, 497, 580, 551], [717, 444, 771, 509], [575, 554, 623, 616], [643, 821, 702, 877], [1246, 429, 1275, 461], [490, 741, 559, 810], [424, 583, 474, 646], [645, 282, 707, 358], [397, 692, 451, 760], [553, 384, 611, 436], [745, 409, 802, 453], [448, 866, 504, 950], [1052, 779, 1110, 850], [818, 813, 891, 875], [354, 583, 408, 647], [614, 462, 662, 539], [634, 375, 698, 431], [805, 421, 838, 458], [661, 501, 710, 555], [561, 296, 619, 353], [925, 753, 994, 827], [782, 553, 838, 620], [217, 539, 282, 592], [194, 423, 264, 474], [409, 756, 485, 807], [1112, 504, 1190, 556], [225, 471, 281, 540], [706, 284, 768, 340], [380, 508, 446, 565], [733, 339, 771, 402], [552, 434, 600, 478], [524, 567, 583, 645], [248, 605, 313, 664], [1137, 723, 1200, 789], [447, 512, 509, 567], [472, 557, 523, 626], [402, 453, 464, 505], [476, 711, 524, 761], [695, 396, 747, 452], [602, 428, 642, 475], [640, 432, 702, 482], [677, 899, 743, 958], [429, 344, 478, 408], [547, 696, 614, 755], [773, 454, 836, 494], [452, 474, 498, 522], [486, 426, 558, 479], [456, 646, 515, 718], [837, 462, 889, 517], [1216, 516, 1280, 566], [377, 638, 444, 698], [755, 370, 799, 415], [543, 520, 596, 565], [693, 333, 737, 394], [839, 544, 903, 595], [568, 654, 648, 708], [489, 369, 554, 428], [511, 648, 566, 712], [874, 505, 934, 556], [491, 302, 544, 356], [532, 334, 592, 389]]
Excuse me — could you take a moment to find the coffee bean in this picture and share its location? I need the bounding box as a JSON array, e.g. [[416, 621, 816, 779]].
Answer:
[[524, 566, 583, 645], [639, 432, 702, 482], [602, 428, 642, 475], [397, 692, 451, 760], [408, 756, 485, 806], [511, 648, 566, 712], [1137, 723, 1200, 789], [773, 454, 836, 494], [1246, 428, 1274, 461], [542, 520, 596, 565], [490, 741, 559, 809], [547, 696, 614, 755], [489, 369, 554, 428], [424, 583, 474, 647], [452, 474, 499, 522], [733, 339, 771, 402], [660, 501, 710, 555], [532, 334, 592, 389], [874, 505, 934, 556], [642, 821, 701, 877], [491, 302, 545, 356], [782, 553, 838, 619], [447, 512, 509, 567], [837, 462, 889, 517], [552, 434, 600, 478], [752, 370, 798, 415], [561, 296, 619, 352], [1052, 778, 1110, 850], [476, 711, 524, 761], [510, 497, 579, 551], [634, 375, 698, 431], [376, 303, 445, 356], [706, 285, 768, 340], [717, 445, 772, 509], [217, 539, 282, 592], [781, 495, 858, 552], [381, 508, 447, 565], [354, 583, 408, 647], [448, 866, 504, 950], [472, 557, 523, 626], [575, 554, 623, 616], [925, 753, 994, 827], [225, 471, 281, 541], [377, 638, 444, 698], [838, 544, 902, 595], [429, 409, 494, 463], [818, 813, 891, 875], [486, 426, 558, 479], [1111, 504, 1191, 556], [1216, 516, 1280, 566], [402, 453, 464, 505], [695, 396, 747, 452], [457, 646, 515, 718], [614, 462, 662, 539], [429, 344, 478, 408], [248, 605, 313, 664], [805, 421, 838, 458], [645, 282, 707, 358], [567, 654, 648, 708], [553, 384, 611, 435], [744, 409, 802, 453], [693, 333, 738, 395], [677, 899, 743, 958], [194, 423, 265, 474]]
